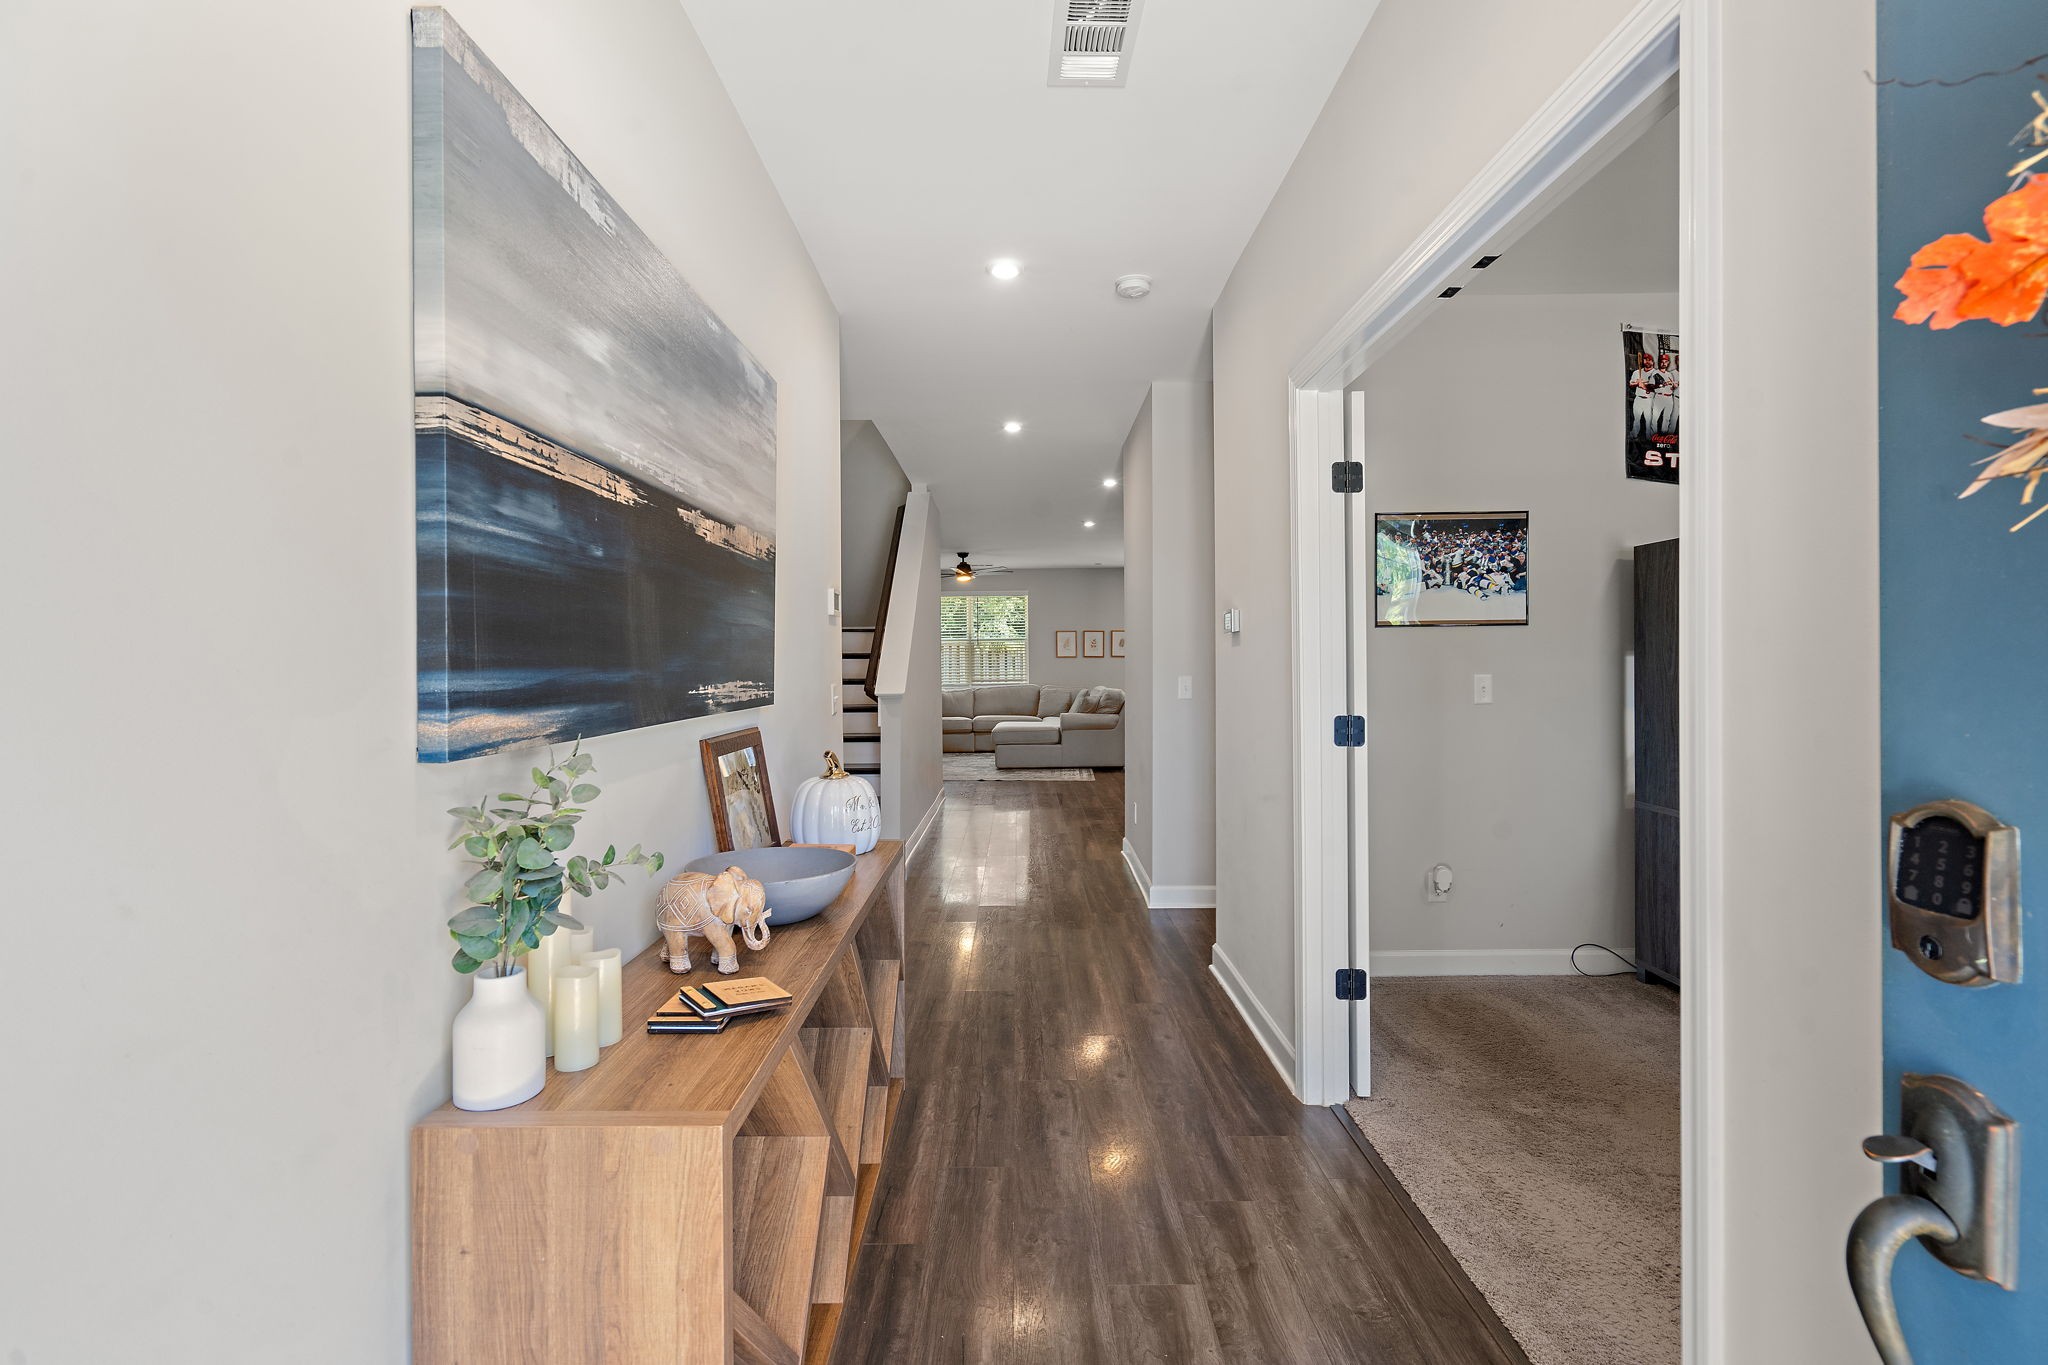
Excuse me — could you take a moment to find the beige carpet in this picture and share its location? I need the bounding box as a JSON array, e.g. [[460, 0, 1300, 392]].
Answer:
[[941, 753, 1096, 782], [1345, 975, 1679, 1365]]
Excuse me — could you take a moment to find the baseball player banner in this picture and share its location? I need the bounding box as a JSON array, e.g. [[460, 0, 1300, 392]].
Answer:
[[1622, 326, 1680, 484]]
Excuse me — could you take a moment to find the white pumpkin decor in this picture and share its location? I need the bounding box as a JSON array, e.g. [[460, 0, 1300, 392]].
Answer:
[[791, 751, 881, 854]]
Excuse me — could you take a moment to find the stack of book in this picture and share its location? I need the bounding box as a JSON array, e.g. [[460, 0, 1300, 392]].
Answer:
[[646, 977, 795, 1034]]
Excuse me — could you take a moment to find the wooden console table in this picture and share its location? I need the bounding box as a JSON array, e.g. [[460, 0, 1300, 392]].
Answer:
[[413, 840, 907, 1365]]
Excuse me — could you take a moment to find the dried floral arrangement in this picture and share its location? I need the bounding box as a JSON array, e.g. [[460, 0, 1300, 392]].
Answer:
[[1892, 88, 2048, 530]]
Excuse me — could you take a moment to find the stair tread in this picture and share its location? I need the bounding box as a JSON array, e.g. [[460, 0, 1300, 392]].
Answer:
[[841, 652, 871, 660], [844, 703, 878, 713], [845, 765, 880, 775]]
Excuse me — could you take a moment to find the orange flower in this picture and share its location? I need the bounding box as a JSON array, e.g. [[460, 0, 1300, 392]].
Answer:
[[1893, 174, 2048, 329]]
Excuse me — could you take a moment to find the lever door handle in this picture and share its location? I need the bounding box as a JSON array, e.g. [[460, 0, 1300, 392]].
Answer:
[[1846, 1194, 1960, 1365]]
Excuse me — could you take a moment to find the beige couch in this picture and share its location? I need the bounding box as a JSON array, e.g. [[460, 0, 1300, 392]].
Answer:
[[942, 684, 1125, 769]]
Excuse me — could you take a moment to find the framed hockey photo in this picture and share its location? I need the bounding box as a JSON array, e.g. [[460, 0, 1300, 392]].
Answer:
[[1375, 513, 1529, 627], [1055, 630, 1078, 658], [1082, 629, 1106, 658], [1622, 325, 1679, 483]]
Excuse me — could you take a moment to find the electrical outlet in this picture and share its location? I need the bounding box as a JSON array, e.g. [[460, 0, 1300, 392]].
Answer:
[[1472, 673, 1493, 705], [1177, 675, 1193, 700]]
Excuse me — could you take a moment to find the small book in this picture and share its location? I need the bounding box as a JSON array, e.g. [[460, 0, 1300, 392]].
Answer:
[[677, 977, 794, 1019], [646, 996, 731, 1034]]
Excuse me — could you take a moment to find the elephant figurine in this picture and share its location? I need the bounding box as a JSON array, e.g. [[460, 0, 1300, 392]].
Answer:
[[654, 866, 771, 974]]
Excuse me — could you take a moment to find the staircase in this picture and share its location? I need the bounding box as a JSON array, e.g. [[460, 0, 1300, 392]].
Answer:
[[840, 625, 882, 780]]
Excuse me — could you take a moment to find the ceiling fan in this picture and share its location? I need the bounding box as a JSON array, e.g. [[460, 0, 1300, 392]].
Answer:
[[939, 551, 1012, 583]]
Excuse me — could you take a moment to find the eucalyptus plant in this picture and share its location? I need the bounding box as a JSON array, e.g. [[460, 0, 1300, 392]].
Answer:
[[444, 743, 664, 976]]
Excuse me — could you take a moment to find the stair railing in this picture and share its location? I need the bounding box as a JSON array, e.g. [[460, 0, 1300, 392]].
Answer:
[[863, 504, 906, 702]]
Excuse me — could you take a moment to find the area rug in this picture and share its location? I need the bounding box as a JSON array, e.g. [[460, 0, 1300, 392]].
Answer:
[[941, 753, 1095, 782], [1345, 975, 1679, 1365]]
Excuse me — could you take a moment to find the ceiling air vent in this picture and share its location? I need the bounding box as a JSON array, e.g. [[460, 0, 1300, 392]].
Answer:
[[1048, 0, 1145, 88]]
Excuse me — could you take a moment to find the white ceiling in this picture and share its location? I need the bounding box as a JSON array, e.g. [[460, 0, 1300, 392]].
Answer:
[[680, 0, 1382, 568]]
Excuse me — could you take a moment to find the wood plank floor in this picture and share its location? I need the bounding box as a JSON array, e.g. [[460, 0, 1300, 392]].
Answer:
[[832, 774, 1524, 1364]]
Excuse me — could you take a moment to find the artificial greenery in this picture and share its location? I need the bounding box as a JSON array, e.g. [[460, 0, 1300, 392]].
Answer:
[[444, 743, 664, 976]]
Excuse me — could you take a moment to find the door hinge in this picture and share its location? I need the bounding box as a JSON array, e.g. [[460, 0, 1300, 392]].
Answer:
[[1335, 967, 1369, 1001], [1330, 460, 1363, 494], [1333, 714, 1364, 747]]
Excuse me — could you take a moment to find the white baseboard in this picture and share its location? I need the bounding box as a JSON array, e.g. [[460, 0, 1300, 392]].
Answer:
[[1119, 837, 1150, 904], [1370, 947, 1579, 977], [1209, 944, 1297, 1093], [904, 789, 945, 860], [1120, 839, 1216, 909]]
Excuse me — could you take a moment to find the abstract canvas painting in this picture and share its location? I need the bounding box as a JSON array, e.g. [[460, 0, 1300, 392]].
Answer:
[[413, 8, 776, 762]]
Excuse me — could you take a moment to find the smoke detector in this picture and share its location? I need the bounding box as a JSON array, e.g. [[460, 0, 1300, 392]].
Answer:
[[1049, 0, 1145, 88], [1114, 274, 1152, 300]]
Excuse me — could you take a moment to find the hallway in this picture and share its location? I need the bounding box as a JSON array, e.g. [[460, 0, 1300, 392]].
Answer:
[[833, 775, 1524, 1363]]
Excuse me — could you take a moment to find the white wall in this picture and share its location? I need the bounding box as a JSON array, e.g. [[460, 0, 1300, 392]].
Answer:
[[0, 2, 839, 1360], [1210, 0, 1882, 1355], [878, 491, 945, 845], [1356, 295, 1677, 971], [945, 569, 1126, 693], [841, 420, 912, 626], [1122, 383, 1217, 904]]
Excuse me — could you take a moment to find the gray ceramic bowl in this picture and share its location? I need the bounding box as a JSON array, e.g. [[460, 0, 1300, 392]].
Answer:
[[683, 846, 857, 926]]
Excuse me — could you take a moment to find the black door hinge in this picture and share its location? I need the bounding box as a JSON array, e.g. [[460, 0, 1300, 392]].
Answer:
[[1335, 968, 1369, 1001], [1331, 460, 1363, 493], [1333, 714, 1364, 747]]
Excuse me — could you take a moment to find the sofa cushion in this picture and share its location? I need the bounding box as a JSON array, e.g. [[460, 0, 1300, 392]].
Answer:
[[992, 718, 1060, 745], [1072, 686, 1126, 715], [973, 683, 1041, 716], [942, 716, 972, 733], [972, 713, 1039, 733], [1060, 711, 1121, 731], [942, 688, 976, 718], [1035, 686, 1073, 717]]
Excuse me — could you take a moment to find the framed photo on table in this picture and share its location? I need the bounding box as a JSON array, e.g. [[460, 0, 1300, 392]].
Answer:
[[1082, 629, 1106, 658], [1055, 630, 1078, 659], [1110, 629, 1126, 657], [700, 727, 781, 851]]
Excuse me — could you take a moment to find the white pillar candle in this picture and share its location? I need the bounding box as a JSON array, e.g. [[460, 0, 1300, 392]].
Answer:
[[552, 964, 600, 1073], [578, 948, 623, 1047], [559, 923, 596, 964], [522, 929, 558, 1056]]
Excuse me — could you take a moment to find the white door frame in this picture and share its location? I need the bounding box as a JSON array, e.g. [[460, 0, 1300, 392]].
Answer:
[[1284, 0, 1718, 1359]]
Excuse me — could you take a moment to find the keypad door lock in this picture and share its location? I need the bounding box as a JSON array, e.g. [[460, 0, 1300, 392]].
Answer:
[[1887, 799, 2019, 986]]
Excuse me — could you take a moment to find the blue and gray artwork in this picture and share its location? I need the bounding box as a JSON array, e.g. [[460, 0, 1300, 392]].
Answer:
[[412, 8, 775, 762]]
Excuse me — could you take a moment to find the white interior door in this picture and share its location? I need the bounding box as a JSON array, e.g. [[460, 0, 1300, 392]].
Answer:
[[1345, 390, 1372, 1097]]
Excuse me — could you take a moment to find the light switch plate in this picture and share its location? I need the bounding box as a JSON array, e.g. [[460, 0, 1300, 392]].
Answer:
[[1177, 675, 1193, 700], [1473, 673, 1494, 705]]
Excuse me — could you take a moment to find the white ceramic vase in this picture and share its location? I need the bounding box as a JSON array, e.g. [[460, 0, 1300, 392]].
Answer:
[[452, 963, 547, 1112]]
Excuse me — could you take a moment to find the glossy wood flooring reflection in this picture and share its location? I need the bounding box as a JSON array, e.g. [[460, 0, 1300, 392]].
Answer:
[[832, 775, 1524, 1364]]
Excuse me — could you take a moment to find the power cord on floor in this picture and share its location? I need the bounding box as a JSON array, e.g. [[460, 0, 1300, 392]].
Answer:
[[1569, 942, 1640, 977]]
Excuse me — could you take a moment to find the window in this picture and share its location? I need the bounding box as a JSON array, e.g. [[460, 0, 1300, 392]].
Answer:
[[940, 594, 1029, 687]]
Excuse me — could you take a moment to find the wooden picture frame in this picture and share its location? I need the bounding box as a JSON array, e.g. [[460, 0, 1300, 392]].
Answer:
[[699, 727, 781, 851], [1055, 630, 1078, 658], [1110, 629, 1126, 658], [1082, 629, 1106, 659]]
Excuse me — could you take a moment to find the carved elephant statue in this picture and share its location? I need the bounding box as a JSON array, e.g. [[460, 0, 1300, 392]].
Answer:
[[654, 866, 771, 974]]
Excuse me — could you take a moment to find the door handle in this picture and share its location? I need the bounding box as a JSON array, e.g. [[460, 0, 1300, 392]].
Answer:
[[1847, 1195, 1958, 1365], [1845, 1074, 2019, 1365]]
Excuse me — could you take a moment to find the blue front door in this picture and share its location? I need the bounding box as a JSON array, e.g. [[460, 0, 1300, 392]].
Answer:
[[1880, 1, 2048, 1357]]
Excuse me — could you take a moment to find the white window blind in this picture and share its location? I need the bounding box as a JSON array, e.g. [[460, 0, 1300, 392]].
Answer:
[[940, 594, 1029, 687]]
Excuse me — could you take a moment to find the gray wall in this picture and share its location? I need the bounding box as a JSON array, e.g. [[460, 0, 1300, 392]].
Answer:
[[879, 491, 945, 843], [945, 568, 1126, 693], [1356, 295, 1677, 970], [1122, 382, 1216, 902], [841, 419, 912, 626], [1, 1, 841, 1359], [1210, 0, 1881, 1352]]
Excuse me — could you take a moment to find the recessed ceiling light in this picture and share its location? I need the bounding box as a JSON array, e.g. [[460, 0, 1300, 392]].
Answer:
[[1003, 420, 1023, 434], [1102, 476, 1118, 488], [989, 258, 1021, 281], [1084, 520, 1096, 529]]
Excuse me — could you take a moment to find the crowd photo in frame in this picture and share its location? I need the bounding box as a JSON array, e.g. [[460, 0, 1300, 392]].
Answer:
[[1623, 324, 1680, 483], [1375, 513, 1529, 626]]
